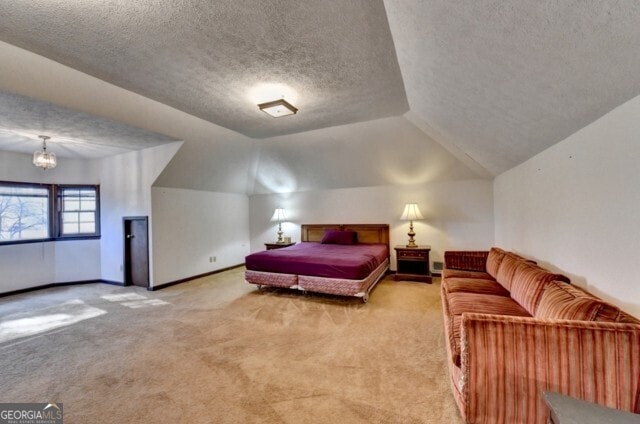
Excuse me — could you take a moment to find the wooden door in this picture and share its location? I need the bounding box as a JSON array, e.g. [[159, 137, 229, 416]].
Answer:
[[123, 216, 149, 288]]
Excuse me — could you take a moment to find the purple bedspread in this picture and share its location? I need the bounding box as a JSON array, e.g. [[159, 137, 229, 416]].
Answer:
[[245, 242, 389, 280]]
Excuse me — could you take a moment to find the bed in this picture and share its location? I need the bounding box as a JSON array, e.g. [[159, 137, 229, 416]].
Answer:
[[245, 224, 390, 302]]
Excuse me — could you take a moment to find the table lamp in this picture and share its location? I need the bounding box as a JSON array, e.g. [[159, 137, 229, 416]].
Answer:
[[270, 208, 287, 243], [400, 203, 424, 248]]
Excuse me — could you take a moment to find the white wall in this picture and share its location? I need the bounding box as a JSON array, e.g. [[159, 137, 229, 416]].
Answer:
[[151, 187, 250, 285], [0, 241, 101, 293], [494, 94, 640, 318], [99, 142, 182, 284], [0, 150, 99, 184], [249, 179, 494, 271], [0, 143, 181, 292], [0, 150, 101, 292]]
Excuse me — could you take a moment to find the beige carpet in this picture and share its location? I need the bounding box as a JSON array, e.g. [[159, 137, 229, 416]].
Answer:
[[0, 268, 463, 423]]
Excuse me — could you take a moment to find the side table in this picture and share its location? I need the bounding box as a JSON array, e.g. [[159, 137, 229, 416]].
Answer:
[[394, 245, 432, 283], [264, 242, 295, 250]]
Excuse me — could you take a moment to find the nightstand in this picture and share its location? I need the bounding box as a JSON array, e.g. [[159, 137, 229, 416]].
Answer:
[[264, 242, 295, 250], [394, 245, 432, 283]]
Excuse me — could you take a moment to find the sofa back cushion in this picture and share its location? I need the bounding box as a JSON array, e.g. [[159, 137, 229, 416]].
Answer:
[[486, 247, 506, 279], [444, 251, 488, 272], [496, 253, 533, 291], [536, 281, 640, 323], [593, 302, 640, 323], [536, 281, 602, 320], [510, 262, 570, 315]]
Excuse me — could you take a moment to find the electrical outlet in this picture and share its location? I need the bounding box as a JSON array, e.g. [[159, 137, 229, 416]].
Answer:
[[209, 256, 217, 263], [120, 264, 123, 272]]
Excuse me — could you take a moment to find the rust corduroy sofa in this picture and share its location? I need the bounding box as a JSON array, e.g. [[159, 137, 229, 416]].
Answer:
[[441, 247, 640, 424]]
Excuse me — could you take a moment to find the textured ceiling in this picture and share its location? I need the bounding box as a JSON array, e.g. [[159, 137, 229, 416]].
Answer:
[[0, 0, 408, 139], [0, 91, 178, 158], [384, 0, 640, 175]]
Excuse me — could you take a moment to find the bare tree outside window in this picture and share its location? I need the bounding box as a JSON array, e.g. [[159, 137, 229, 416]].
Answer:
[[0, 185, 49, 241], [0, 182, 99, 244]]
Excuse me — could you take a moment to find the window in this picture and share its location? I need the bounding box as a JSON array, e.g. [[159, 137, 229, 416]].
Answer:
[[58, 186, 99, 236], [0, 183, 50, 242], [0, 181, 100, 245]]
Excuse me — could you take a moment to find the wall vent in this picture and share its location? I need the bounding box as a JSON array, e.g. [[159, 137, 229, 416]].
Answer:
[[433, 261, 444, 271]]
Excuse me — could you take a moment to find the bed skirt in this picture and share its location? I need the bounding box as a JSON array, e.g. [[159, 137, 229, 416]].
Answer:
[[245, 258, 389, 302]]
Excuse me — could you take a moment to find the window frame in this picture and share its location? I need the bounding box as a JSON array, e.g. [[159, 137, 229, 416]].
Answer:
[[55, 184, 101, 240], [0, 180, 100, 246]]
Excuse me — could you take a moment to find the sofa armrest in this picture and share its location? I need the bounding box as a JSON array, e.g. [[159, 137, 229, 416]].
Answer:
[[444, 251, 488, 272], [460, 313, 640, 424]]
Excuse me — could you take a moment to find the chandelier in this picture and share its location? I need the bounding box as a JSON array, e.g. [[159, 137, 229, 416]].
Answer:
[[33, 135, 57, 170]]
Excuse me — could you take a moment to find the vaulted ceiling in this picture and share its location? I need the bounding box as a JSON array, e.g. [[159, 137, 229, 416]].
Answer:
[[1, 0, 640, 184]]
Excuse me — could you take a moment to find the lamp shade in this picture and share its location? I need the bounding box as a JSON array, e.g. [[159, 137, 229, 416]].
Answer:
[[270, 208, 287, 222], [400, 203, 424, 221]]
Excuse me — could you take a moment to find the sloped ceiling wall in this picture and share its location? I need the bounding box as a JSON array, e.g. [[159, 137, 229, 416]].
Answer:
[[383, 0, 640, 175], [0, 41, 256, 194], [0, 90, 178, 159], [251, 116, 481, 195]]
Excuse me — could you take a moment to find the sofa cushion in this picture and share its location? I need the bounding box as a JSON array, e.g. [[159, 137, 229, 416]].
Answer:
[[509, 262, 570, 315], [447, 292, 531, 317], [495, 252, 534, 291], [594, 301, 640, 324], [442, 268, 493, 280], [486, 247, 506, 279], [537, 282, 639, 322], [444, 292, 530, 366], [536, 281, 602, 320], [443, 277, 510, 297], [535, 281, 640, 323], [549, 281, 593, 298], [530, 279, 639, 323]]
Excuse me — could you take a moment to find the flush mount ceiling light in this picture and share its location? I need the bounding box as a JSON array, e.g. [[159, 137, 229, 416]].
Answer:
[[33, 135, 57, 170], [258, 98, 298, 118]]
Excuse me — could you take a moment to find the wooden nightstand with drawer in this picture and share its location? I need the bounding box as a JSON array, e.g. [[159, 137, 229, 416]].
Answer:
[[264, 242, 295, 250], [394, 245, 432, 283]]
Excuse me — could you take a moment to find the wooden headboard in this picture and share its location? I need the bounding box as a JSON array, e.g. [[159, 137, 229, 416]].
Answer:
[[301, 224, 390, 246]]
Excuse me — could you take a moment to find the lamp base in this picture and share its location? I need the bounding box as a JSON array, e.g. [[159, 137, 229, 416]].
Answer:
[[406, 221, 418, 248], [276, 222, 284, 243]]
